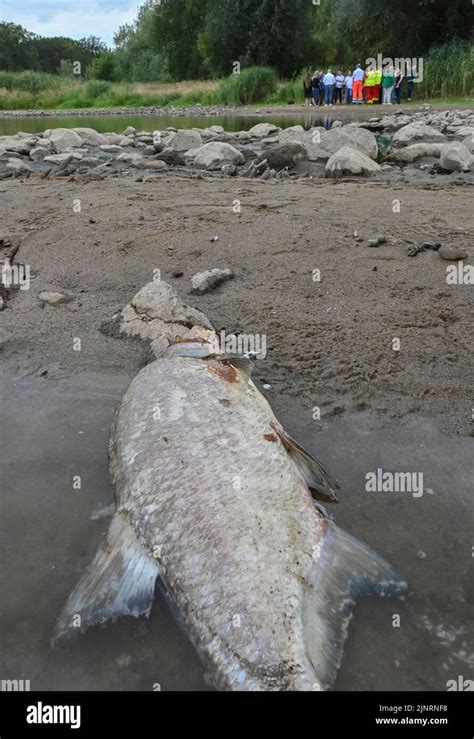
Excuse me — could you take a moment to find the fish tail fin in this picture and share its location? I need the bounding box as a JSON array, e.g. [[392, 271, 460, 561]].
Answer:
[[52, 513, 159, 644], [303, 522, 408, 689]]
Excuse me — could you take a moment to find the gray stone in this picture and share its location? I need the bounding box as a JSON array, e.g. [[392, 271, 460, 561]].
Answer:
[[392, 122, 446, 147], [325, 146, 382, 177], [48, 128, 84, 153], [123, 126, 136, 136], [6, 158, 33, 176], [73, 127, 108, 146], [189, 142, 244, 170], [389, 143, 444, 163], [29, 146, 49, 162], [248, 123, 281, 138], [191, 268, 234, 294], [306, 127, 378, 160], [438, 244, 468, 261], [439, 142, 472, 172], [259, 142, 307, 170], [166, 129, 202, 152], [38, 291, 72, 304]]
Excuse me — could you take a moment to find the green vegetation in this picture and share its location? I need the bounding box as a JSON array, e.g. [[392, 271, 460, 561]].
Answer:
[[0, 0, 473, 111]]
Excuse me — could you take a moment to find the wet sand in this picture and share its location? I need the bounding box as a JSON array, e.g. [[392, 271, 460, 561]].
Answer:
[[0, 172, 473, 690]]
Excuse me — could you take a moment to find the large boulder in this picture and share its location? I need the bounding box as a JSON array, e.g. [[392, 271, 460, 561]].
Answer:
[[278, 125, 307, 145], [389, 143, 444, 163], [6, 158, 33, 176], [73, 127, 108, 146], [48, 128, 84, 153], [306, 127, 378, 160], [258, 142, 307, 170], [392, 122, 446, 148], [325, 146, 382, 177], [0, 136, 38, 155], [120, 280, 213, 355], [166, 129, 202, 152], [29, 146, 49, 162], [439, 142, 472, 172], [248, 123, 281, 138], [189, 142, 244, 170]]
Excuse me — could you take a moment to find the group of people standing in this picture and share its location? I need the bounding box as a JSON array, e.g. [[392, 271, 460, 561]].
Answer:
[[304, 64, 413, 107]]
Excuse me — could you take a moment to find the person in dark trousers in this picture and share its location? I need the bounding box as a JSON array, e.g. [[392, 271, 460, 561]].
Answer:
[[393, 68, 404, 104], [311, 71, 321, 106], [406, 67, 415, 100], [303, 74, 313, 106], [334, 70, 345, 103]]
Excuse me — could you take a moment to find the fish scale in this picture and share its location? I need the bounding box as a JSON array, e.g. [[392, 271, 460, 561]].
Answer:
[[54, 337, 408, 691]]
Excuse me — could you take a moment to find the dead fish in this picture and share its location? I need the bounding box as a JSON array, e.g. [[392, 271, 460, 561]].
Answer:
[[53, 330, 408, 690]]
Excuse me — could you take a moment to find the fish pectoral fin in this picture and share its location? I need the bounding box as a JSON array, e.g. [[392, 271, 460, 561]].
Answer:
[[52, 513, 159, 644], [217, 354, 255, 381], [274, 427, 340, 502], [303, 523, 409, 689]]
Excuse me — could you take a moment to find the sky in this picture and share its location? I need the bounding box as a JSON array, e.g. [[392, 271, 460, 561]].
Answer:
[[0, 0, 140, 46]]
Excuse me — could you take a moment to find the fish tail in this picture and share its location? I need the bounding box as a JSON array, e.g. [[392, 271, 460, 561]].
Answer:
[[303, 522, 408, 689], [51, 513, 159, 644]]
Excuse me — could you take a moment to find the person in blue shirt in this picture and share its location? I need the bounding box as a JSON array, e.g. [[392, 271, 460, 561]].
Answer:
[[322, 69, 336, 107]]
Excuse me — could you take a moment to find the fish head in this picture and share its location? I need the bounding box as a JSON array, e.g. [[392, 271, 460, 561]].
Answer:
[[164, 326, 222, 359]]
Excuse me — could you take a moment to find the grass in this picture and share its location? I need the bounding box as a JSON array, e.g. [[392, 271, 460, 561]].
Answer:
[[0, 52, 473, 112]]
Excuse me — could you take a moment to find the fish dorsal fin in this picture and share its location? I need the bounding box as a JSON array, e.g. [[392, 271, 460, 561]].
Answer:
[[52, 513, 159, 643], [217, 354, 255, 382], [274, 427, 340, 502], [303, 522, 408, 689]]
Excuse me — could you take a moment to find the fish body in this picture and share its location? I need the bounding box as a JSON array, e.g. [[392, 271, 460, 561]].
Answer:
[[54, 338, 407, 690]]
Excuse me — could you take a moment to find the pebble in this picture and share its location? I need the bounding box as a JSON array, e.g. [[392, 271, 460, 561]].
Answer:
[[438, 244, 468, 261]]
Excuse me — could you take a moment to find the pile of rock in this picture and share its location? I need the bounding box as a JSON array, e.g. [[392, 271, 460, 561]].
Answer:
[[1, 108, 473, 182]]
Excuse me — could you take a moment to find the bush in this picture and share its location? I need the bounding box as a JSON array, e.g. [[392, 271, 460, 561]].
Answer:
[[86, 79, 111, 99], [214, 66, 278, 105], [91, 52, 118, 81]]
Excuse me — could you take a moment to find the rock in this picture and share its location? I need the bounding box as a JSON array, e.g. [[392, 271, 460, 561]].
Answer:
[[29, 146, 49, 162], [221, 163, 237, 176], [44, 152, 83, 164], [438, 244, 468, 261], [306, 127, 378, 160], [439, 142, 472, 172], [6, 158, 33, 176], [48, 128, 84, 153], [259, 142, 307, 170], [208, 125, 224, 135], [166, 129, 202, 152], [123, 126, 136, 136], [392, 122, 446, 147], [278, 125, 306, 144], [248, 123, 281, 138], [332, 120, 343, 128], [190, 142, 244, 170], [389, 143, 444, 163], [190, 268, 234, 294], [119, 137, 134, 146], [115, 151, 143, 163], [156, 147, 186, 166], [367, 235, 388, 247], [38, 291, 72, 304], [120, 280, 213, 355], [73, 127, 107, 146], [99, 144, 123, 153], [450, 126, 474, 139], [135, 159, 168, 171], [0, 296, 4, 310], [1, 136, 38, 154], [325, 146, 382, 177]]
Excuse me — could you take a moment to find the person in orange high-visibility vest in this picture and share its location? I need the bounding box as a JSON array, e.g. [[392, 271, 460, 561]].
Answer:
[[352, 64, 365, 103]]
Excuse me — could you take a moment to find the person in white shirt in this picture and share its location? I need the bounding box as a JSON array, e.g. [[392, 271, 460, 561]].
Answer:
[[344, 70, 353, 104], [334, 70, 345, 104], [352, 63, 365, 103], [323, 69, 335, 106]]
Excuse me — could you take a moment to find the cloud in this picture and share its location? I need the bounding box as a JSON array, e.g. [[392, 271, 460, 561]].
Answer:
[[0, 0, 139, 45]]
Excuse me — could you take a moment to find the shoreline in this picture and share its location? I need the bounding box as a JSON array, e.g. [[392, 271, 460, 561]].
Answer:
[[1, 100, 473, 120]]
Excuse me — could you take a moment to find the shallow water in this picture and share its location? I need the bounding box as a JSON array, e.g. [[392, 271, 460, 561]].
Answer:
[[0, 111, 344, 136]]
